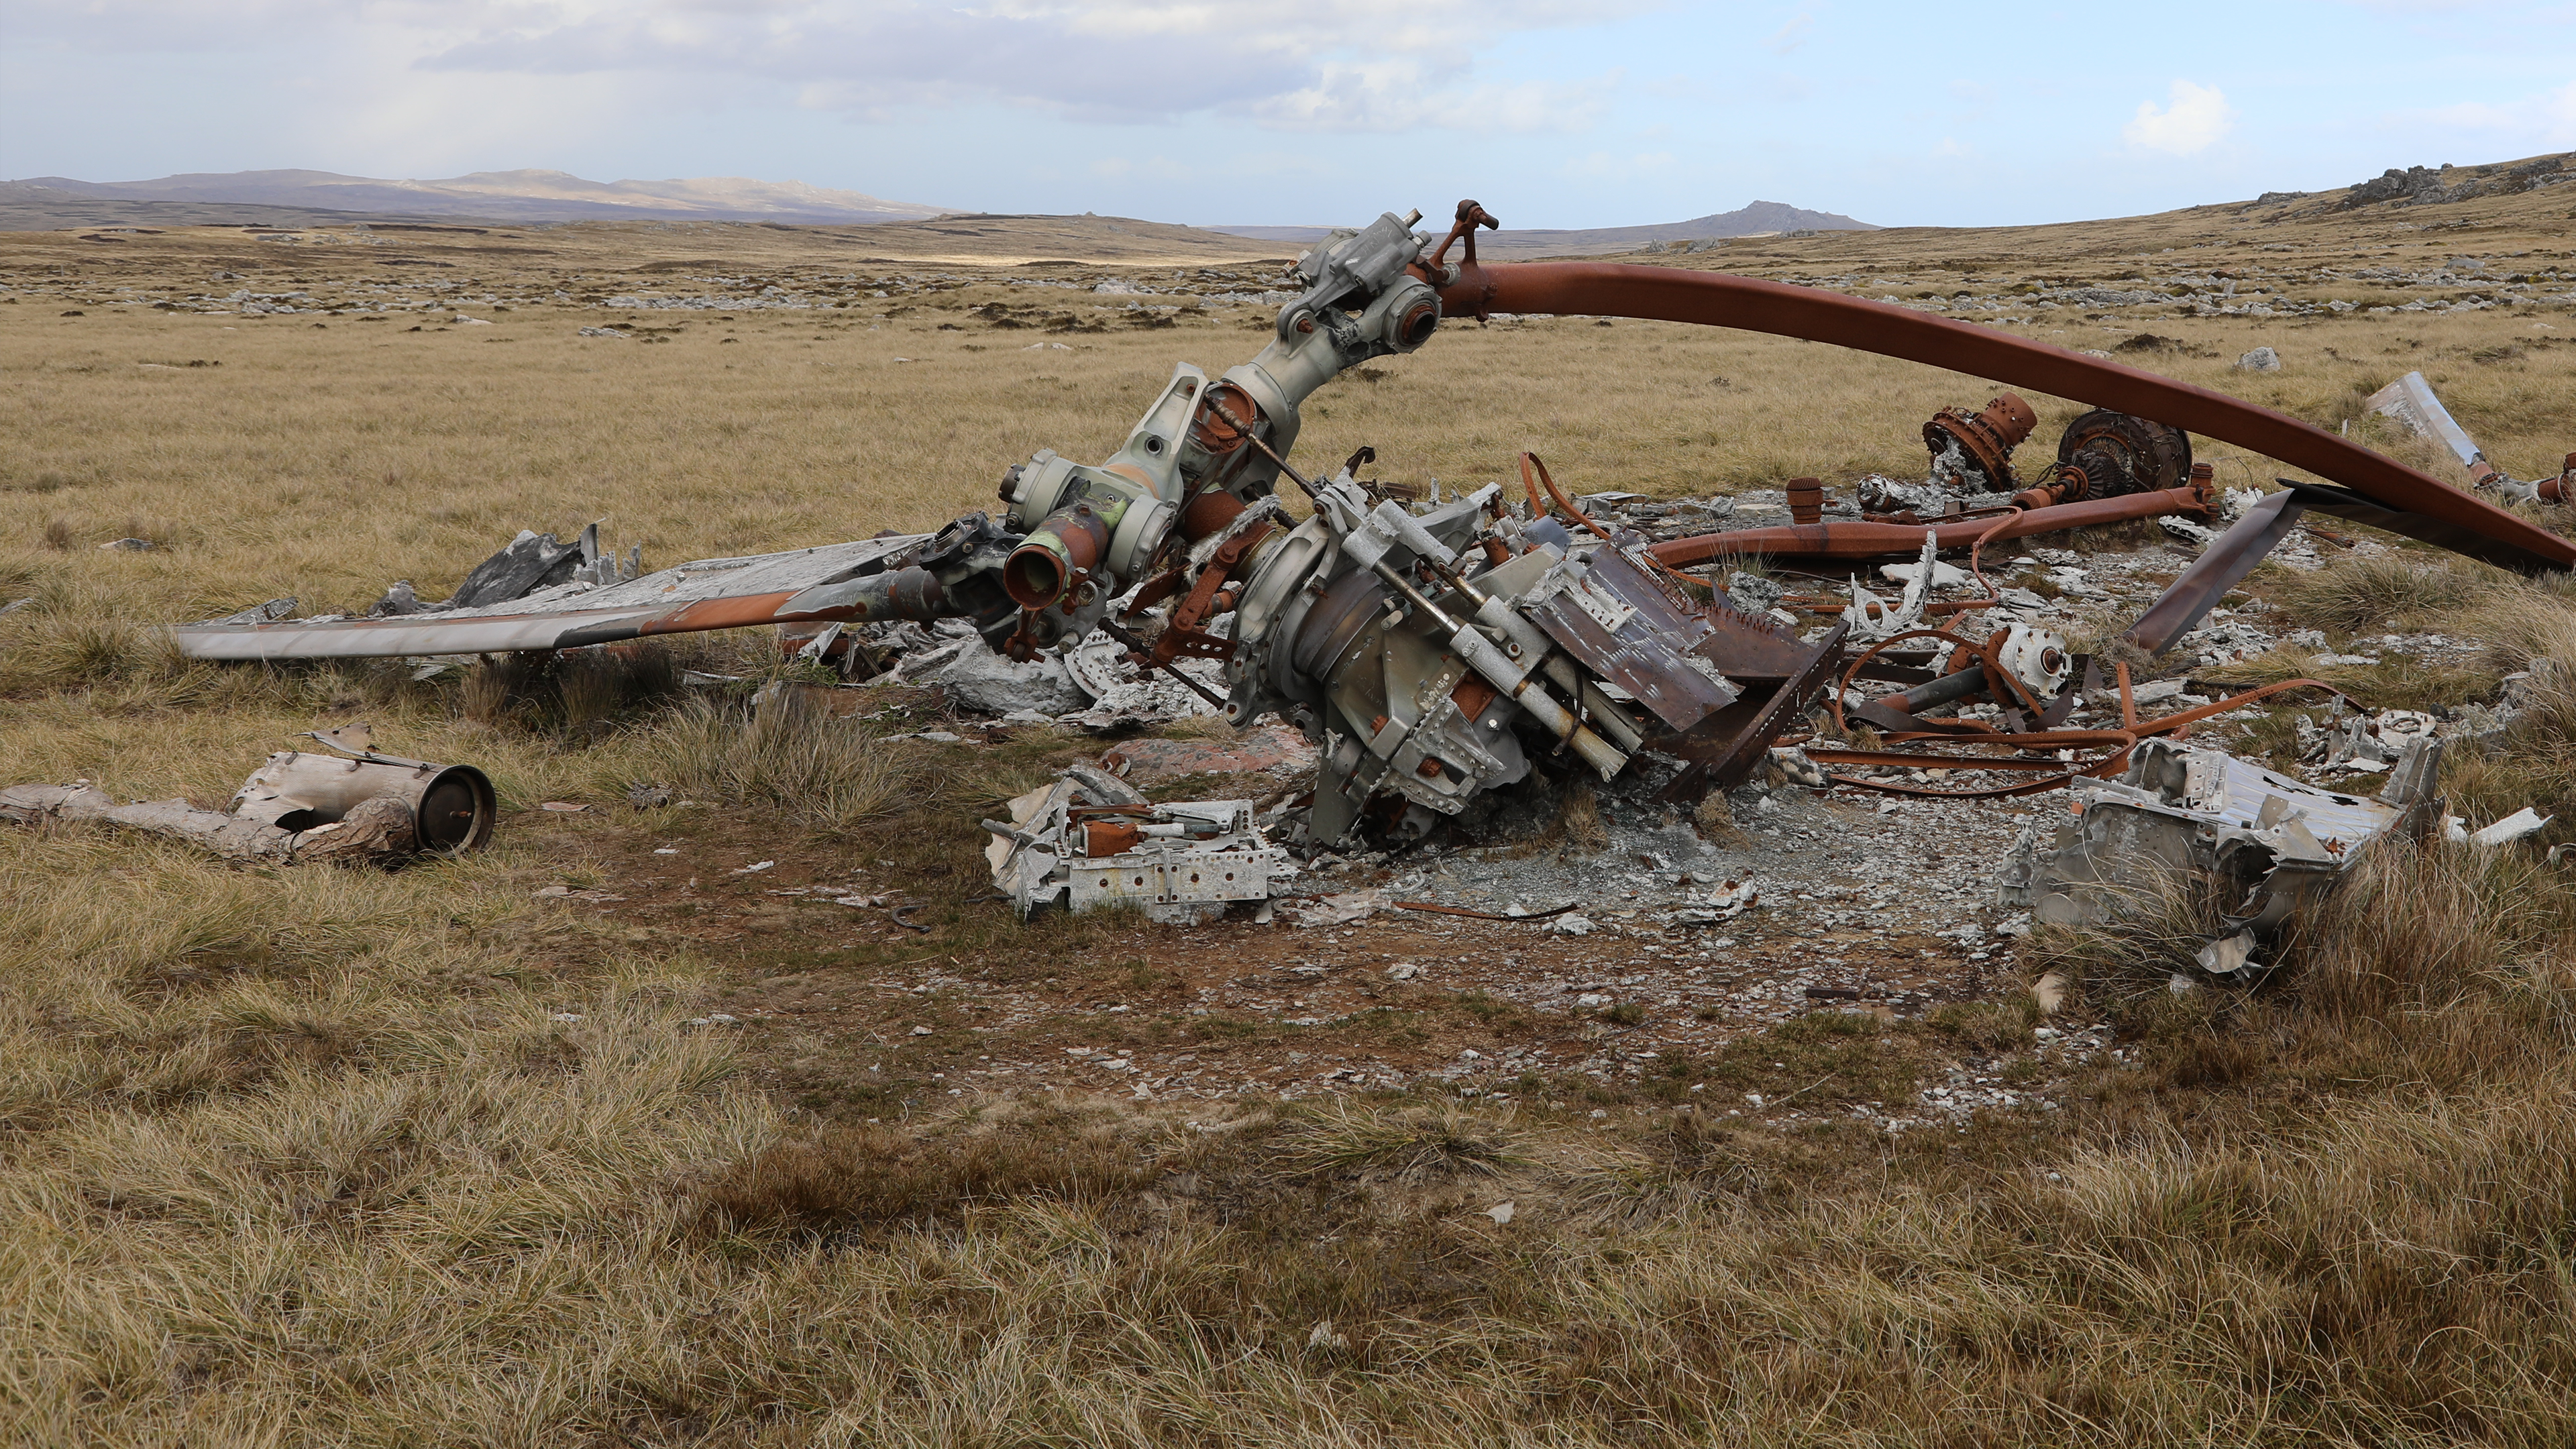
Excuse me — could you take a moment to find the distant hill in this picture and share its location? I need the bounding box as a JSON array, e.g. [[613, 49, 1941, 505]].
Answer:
[[1, 170, 946, 227], [773, 212, 1287, 264], [1211, 201, 1879, 257]]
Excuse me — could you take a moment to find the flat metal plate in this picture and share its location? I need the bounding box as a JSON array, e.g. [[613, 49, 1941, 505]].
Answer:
[[1522, 545, 1741, 733]]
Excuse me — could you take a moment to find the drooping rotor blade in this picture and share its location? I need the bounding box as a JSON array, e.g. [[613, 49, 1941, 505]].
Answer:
[[174, 535, 928, 661], [1430, 260, 2574, 576], [2118, 490, 2309, 656]]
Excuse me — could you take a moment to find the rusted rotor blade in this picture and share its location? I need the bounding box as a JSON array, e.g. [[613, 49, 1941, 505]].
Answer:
[[1430, 261, 2575, 576], [1391, 900, 1578, 922], [2121, 489, 2308, 655], [1803, 749, 2076, 771], [2279, 482, 2559, 574], [1825, 770, 2098, 800]]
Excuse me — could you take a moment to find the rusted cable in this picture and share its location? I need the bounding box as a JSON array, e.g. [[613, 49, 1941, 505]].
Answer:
[[1519, 451, 1721, 593], [1521, 452, 1612, 541]]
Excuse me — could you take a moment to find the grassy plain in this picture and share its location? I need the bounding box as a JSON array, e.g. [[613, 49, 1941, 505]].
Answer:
[[3, 172, 2576, 1445]]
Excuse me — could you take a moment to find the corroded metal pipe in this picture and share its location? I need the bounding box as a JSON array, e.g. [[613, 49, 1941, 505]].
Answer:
[[1647, 484, 2210, 567], [1427, 259, 2575, 575], [1004, 502, 1110, 610]]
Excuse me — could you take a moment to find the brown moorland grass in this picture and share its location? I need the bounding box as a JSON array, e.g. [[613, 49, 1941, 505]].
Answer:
[[3, 178, 2576, 1444]]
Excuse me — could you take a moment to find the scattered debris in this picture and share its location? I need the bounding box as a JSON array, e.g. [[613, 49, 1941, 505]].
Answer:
[[1, 722, 494, 864], [2008, 735, 2443, 979], [985, 763, 1291, 924]]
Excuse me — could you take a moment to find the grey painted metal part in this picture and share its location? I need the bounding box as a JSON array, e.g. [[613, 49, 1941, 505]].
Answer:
[[2366, 371, 2485, 472], [983, 763, 1289, 924], [2004, 736, 2442, 978], [2119, 489, 2310, 655], [175, 535, 928, 659]]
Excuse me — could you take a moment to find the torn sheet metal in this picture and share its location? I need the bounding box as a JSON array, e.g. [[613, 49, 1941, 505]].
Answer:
[[2003, 735, 2441, 977], [176, 535, 928, 660], [2367, 371, 2487, 474], [2368, 370, 2567, 504], [983, 763, 1291, 924], [0, 723, 494, 864], [1521, 543, 1741, 732]]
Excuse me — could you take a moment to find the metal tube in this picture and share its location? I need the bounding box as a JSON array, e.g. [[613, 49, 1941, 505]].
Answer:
[[1646, 486, 2211, 568]]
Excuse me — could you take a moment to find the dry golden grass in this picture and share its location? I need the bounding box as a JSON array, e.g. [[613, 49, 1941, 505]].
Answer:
[[5, 186, 2576, 1445]]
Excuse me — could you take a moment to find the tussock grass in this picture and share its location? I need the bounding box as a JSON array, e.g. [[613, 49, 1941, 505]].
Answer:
[[2273, 550, 2504, 633], [635, 688, 926, 833], [1271, 1099, 1521, 1181], [698, 1111, 1154, 1237]]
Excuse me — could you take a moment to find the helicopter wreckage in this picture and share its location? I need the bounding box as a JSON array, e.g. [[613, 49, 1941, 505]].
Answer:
[[162, 201, 2571, 949]]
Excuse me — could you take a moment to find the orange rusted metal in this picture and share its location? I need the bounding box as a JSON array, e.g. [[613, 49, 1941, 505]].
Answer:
[[1785, 477, 1825, 525], [1648, 483, 2211, 567], [1425, 256, 2576, 575], [1925, 393, 2037, 488]]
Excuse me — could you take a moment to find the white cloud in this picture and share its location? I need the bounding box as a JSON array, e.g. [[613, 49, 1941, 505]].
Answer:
[[9, 1, 1659, 134], [2122, 79, 2236, 156], [2408, 79, 2576, 149], [1767, 2, 1817, 56]]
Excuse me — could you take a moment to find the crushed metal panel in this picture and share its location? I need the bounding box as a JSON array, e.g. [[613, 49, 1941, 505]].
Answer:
[[1067, 800, 1289, 920], [174, 535, 930, 660], [2012, 735, 2440, 977], [1521, 544, 1741, 732], [2365, 371, 2485, 472], [984, 766, 1289, 924]]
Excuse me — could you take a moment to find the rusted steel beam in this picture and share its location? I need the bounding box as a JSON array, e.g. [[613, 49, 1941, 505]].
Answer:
[[1429, 260, 2575, 576], [1646, 485, 2208, 567]]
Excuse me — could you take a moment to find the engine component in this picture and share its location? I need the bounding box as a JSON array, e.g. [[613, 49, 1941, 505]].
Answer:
[[989, 209, 1447, 657], [1924, 393, 2037, 493], [231, 724, 497, 853], [2019, 409, 2194, 506]]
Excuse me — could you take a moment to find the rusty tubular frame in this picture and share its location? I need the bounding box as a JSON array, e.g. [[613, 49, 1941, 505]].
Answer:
[[1648, 484, 2209, 567], [1427, 259, 2575, 576]]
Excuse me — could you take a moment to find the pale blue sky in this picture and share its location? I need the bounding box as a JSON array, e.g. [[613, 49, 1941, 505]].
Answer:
[[7, 1, 2575, 228]]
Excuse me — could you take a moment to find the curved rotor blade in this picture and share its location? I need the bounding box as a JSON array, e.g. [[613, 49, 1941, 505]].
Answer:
[[1430, 260, 2573, 576]]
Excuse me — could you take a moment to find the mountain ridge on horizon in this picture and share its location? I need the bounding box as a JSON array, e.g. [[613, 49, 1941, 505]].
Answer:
[[0, 170, 1875, 251], [3, 168, 949, 225], [1209, 199, 1880, 256]]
